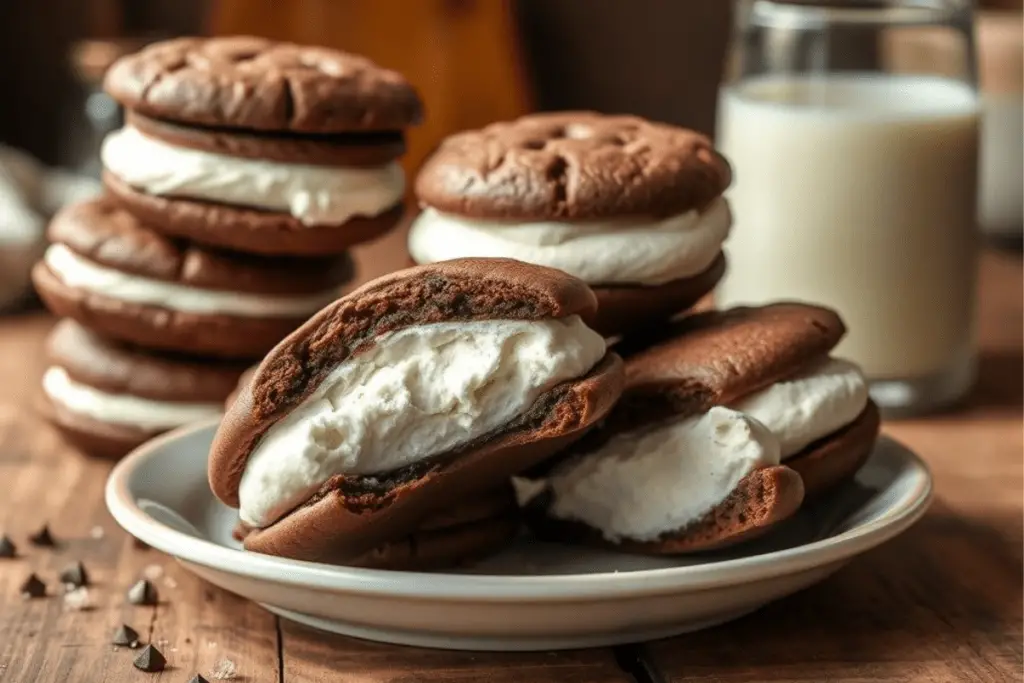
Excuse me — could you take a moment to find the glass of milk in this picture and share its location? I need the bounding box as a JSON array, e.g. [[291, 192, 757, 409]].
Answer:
[[717, 0, 981, 417]]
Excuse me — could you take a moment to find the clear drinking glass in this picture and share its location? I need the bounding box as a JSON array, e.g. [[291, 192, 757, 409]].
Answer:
[[716, 0, 981, 417]]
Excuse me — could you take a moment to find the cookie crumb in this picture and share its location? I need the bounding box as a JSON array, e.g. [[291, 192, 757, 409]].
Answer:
[[164, 576, 178, 589], [142, 564, 164, 580], [62, 587, 93, 611], [90, 526, 105, 539], [212, 658, 237, 679]]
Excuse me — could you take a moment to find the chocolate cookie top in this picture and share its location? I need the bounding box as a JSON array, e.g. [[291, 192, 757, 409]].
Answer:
[[48, 197, 353, 294], [414, 111, 732, 221], [209, 257, 601, 506], [104, 36, 424, 133], [620, 303, 846, 418], [47, 319, 248, 402]]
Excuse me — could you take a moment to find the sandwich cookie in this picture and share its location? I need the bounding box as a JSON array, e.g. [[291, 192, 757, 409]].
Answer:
[[233, 486, 520, 570], [619, 303, 880, 498], [39, 319, 248, 459], [408, 111, 732, 336], [32, 197, 353, 359], [100, 36, 423, 256], [208, 258, 624, 563], [520, 303, 879, 555]]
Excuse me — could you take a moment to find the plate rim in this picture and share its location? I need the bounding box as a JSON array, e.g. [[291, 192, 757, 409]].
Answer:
[[105, 417, 933, 602]]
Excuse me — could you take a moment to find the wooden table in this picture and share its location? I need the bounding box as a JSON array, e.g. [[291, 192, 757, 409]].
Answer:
[[0, 243, 1020, 683]]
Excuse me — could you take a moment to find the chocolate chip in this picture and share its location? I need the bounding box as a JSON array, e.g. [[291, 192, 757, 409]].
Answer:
[[28, 524, 55, 547], [128, 579, 159, 605], [0, 535, 15, 558], [19, 573, 45, 598], [59, 561, 89, 588], [132, 644, 166, 672], [187, 676, 210, 683], [112, 623, 140, 648]]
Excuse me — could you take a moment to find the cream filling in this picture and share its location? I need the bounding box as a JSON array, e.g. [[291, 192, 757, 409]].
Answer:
[[42, 366, 222, 430], [732, 357, 869, 459], [101, 125, 405, 225], [238, 316, 607, 528], [407, 197, 731, 286], [531, 407, 780, 543], [45, 243, 339, 317]]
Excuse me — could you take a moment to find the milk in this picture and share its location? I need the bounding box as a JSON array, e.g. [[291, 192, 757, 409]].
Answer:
[[717, 74, 980, 381]]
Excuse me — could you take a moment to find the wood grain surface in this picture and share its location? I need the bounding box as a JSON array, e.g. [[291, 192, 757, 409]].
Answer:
[[0, 247, 1020, 683]]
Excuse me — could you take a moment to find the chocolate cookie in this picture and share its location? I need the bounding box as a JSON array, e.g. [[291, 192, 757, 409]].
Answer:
[[209, 258, 624, 563], [225, 365, 257, 409], [39, 319, 248, 459], [590, 253, 726, 338], [100, 36, 421, 256], [126, 111, 406, 167], [414, 111, 730, 221], [33, 197, 353, 359], [234, 486, 521, 570], [104, 36, 423, 133], [408, 111, 732, 336]]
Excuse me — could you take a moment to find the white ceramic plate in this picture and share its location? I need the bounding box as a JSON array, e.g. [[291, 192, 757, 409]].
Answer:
[[106, 418, 932, 651]]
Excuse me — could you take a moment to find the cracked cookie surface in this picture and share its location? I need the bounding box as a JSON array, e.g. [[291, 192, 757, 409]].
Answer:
[[104, 36, 424, 133], [414, 111, 732, 221]]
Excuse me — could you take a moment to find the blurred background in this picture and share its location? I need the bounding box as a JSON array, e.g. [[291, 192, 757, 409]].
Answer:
[[0, 0, 1020, 306], [0, 0, 731, 173], [0, 0, 744, 286]]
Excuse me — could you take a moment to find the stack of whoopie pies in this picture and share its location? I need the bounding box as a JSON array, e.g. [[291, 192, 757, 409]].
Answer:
[[32, 36, 422, 459], [408, 111, 732, 337]]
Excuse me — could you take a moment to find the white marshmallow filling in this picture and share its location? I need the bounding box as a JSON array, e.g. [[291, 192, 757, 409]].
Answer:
[[531, 407, 781, 543], [237, 316, 607, 528], [42, 366, 223, 430], [523, 356, 869, 542], [101, 125, 405, 226], [407, 197, 731, 286], [731, 357, 870, 459], [44, 243, 341, 318]]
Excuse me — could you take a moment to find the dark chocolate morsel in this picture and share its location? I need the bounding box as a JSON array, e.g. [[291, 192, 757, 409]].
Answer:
[[28, 524, 55, 547], [20, 573, 46, 598], [112, 623, 141, 647], [133, 644, 166, 672], [127, 579, 159, 605], [59, 561, 89, 588]]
